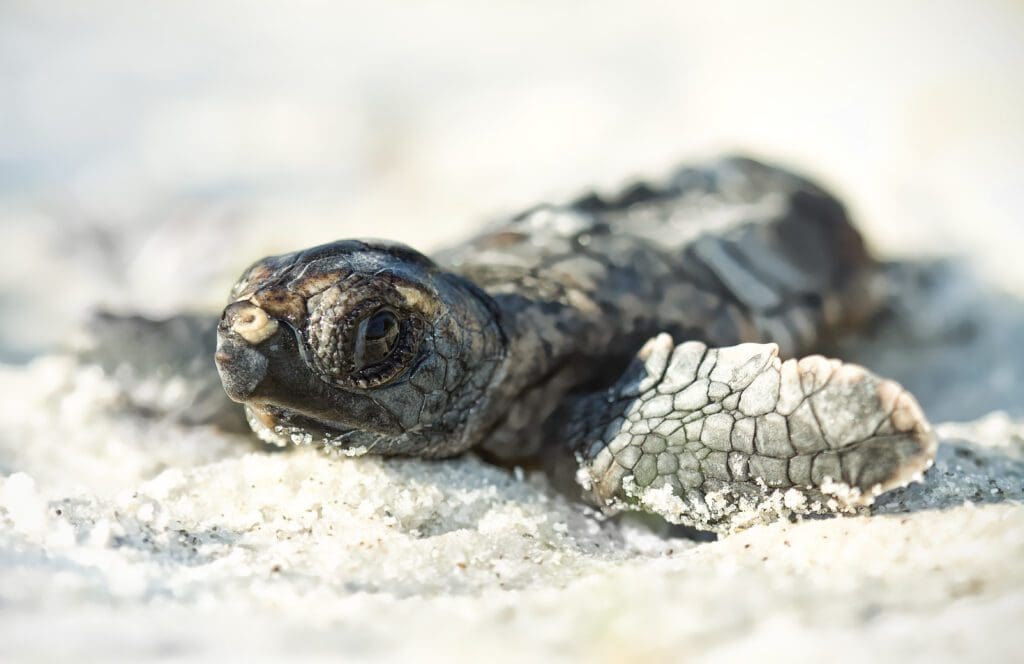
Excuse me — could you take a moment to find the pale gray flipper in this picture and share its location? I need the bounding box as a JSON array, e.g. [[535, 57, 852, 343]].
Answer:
[[562, 334, 937, 533], [71, 311, 246, 431]]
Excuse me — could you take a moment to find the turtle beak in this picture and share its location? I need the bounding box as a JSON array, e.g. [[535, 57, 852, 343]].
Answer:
[[215, 301, 274, 402]]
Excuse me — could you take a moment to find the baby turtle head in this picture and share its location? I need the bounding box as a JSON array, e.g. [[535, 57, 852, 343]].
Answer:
[[215, 240, 504, 457]]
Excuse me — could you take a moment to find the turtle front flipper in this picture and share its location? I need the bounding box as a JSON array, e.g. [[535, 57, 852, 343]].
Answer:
[[559, 334, 936, 534], [72, 311, 247, 431]]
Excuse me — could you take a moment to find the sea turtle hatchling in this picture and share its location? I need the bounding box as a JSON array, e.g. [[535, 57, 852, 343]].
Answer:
[[94, 156, 938, 534], [205, 156, 937, 533]]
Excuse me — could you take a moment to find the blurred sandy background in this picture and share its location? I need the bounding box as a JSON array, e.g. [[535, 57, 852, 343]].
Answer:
[[1, 0, 1022, 360]]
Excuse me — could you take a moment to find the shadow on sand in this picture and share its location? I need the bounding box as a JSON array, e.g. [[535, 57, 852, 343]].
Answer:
[[840, 259, 1024, 514]]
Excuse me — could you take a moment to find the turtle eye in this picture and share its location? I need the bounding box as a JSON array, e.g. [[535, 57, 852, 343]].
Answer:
[[353, 309, 400, 370]]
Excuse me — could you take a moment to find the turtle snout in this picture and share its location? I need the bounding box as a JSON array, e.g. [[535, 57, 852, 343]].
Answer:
[[215, 302, 276, 402]]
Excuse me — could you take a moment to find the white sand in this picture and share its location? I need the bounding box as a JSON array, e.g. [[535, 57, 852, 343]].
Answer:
[[1, 2, 1023, 662], [1, 348, 1022, 662]]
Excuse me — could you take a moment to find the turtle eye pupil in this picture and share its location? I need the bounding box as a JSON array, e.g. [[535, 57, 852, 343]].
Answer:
[[353, 309, 401, 370], [365, 310, 397, 341]]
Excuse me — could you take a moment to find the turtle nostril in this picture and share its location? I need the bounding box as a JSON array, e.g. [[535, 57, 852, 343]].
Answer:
[[226, 303, 279, 345]]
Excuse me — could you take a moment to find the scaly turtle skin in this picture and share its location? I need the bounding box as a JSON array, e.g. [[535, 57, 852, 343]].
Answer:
[[211, 156, 936, 533]]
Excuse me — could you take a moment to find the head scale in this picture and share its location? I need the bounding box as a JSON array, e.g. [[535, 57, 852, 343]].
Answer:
[[214, 239, 504, 457]]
